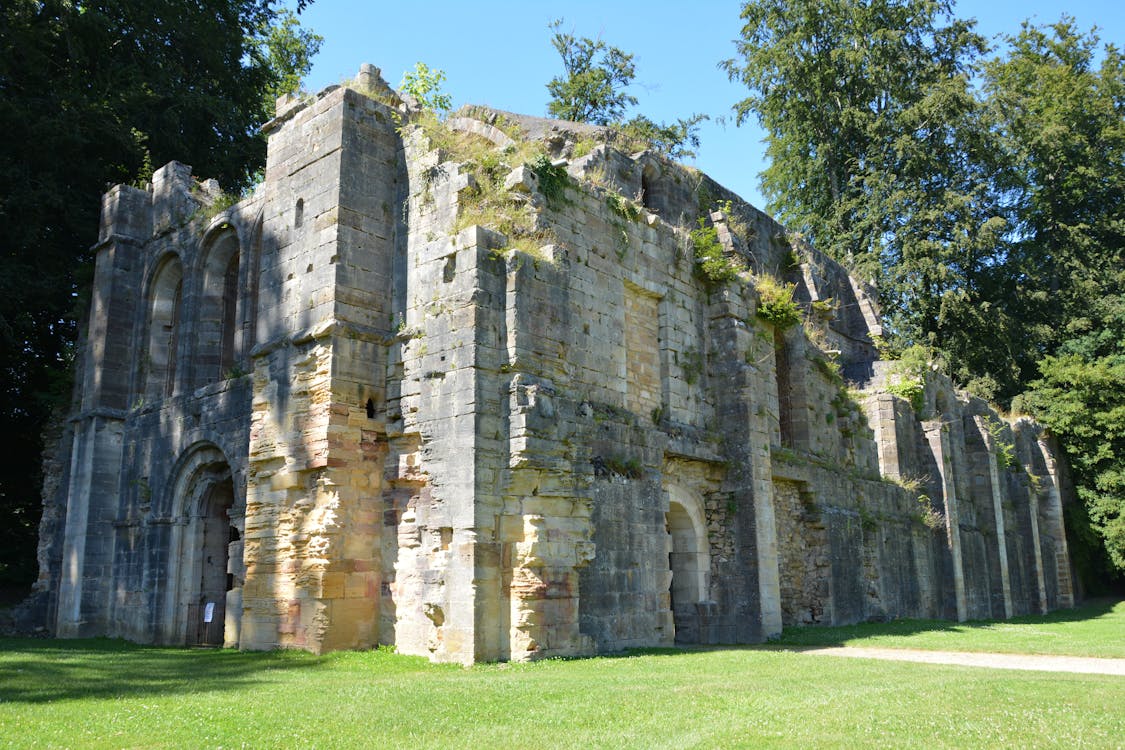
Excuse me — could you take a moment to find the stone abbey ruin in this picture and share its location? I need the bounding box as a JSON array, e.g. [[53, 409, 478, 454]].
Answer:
[[37, 66, 1076, 663]]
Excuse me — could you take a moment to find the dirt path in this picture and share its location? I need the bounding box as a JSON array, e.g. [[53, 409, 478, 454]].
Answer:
[[786, 646, 1125, 676]]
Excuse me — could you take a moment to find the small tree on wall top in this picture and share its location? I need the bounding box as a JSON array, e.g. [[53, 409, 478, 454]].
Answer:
[[546, 19, 638, 125], [545, 20, 707, 160], [400, 62, 453, 114]]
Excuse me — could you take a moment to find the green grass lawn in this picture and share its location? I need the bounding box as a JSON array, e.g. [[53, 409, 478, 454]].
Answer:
[[773, 597, 1125, 658], [2, 616, 1123, 750]]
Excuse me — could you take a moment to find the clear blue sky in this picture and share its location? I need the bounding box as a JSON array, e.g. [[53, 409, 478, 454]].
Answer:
[[294, 1, 1122, 211]]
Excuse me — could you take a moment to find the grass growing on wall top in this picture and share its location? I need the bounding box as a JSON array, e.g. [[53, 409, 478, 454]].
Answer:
[[411, 113, 561, 259], [755, 274, 801, 328]]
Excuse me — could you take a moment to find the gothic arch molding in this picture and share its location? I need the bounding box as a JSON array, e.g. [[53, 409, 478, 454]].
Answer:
[[138, 252, 184, 400], [157, 441, 245, 645]]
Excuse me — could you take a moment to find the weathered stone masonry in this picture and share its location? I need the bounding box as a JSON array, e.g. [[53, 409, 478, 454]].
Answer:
[[37, 66, 1076, 662]]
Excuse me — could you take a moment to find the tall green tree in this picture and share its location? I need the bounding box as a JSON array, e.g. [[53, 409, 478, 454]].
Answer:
[[722, 0, 1006, 393], [993, 20, 1125, 585], [725, 2, 1125, 584], [985, 19, 1125, 375], [0, 0, 320, 588]]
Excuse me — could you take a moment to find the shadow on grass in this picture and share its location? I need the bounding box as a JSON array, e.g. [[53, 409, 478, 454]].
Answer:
[[0, 637, 325, 704], [5, 599, 1119, 691], [769, 597, 1122, 648], [591, 598, 1124, 660]]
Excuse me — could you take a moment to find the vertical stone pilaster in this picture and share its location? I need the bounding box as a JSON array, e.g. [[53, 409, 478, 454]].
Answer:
[[750, 331, 783, 639], [57, 186, 148, 638], [1025, 480, 1049, 614], [1035, 436, 1074, 608], [712, 294, 782, 640], [752, 459, 783, 637], [977, 417, 1013, 619], [868, 393, 904, 480], [924, 420, 966, 621]]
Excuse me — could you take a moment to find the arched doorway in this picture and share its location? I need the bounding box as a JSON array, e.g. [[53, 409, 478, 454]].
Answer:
[[193, 478, 236, 646], [664, 485, 709, 644], [161, 444, 244, 647]]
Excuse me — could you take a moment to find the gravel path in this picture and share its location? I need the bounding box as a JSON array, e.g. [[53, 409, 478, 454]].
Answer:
[[789, 646, 1125, 675]]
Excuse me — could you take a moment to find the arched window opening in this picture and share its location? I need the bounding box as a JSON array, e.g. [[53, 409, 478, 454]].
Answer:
[[198, 229, 241, 385], [220, 251, 239, 375], [366, 398, 376, 419], [294, 198, 304, 228], [142, 256, 185, 401]]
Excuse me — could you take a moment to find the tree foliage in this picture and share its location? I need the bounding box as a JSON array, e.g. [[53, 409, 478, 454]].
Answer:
[[1019, 355, 1125, 582], [0, 0, 319, 586], [400, 62, 453, 114], [998, 20, 1125, 586], [546, 19, 638, 125], [722, 0, 1005, 388], [614, 114, 709, 160], [985, 20, 1125, 376], [725, 1, 1125, 582], [545, 20, 706, 160]]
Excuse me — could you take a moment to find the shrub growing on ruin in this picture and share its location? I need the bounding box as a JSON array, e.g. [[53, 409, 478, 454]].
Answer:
[[400, 62, 452, 114], [527, 154, 570, 208], [886, 344, 932, 412], [754, 275, 801, 328], [691, 218, 738, 285]]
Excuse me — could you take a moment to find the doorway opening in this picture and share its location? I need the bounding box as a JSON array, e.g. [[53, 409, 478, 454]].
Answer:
[[665, 490, 709, 644], [189, 478, 236, 646]]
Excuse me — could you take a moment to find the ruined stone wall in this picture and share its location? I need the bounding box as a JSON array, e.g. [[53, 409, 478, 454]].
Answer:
[[41, 68, 1078, 662], [238, 86, 399, 653], [45, 152, 266, 643]]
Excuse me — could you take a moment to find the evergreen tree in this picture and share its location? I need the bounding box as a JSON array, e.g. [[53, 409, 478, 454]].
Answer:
[[725, 2, 1125, 582], [985, 19, 1125, 375], [996, 20, 1125, 584], [722, 0, 1005, 392]]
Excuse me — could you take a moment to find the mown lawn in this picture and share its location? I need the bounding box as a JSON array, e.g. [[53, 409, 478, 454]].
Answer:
[[2, 615, 1122, 750], [773, 597, 1125, 658]]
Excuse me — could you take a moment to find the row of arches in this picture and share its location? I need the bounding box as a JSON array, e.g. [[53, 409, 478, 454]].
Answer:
[[140, 219, 258, 402]]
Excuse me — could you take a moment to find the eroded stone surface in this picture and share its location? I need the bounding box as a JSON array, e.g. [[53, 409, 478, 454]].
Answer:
[[36, 65, 1076, 662]]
